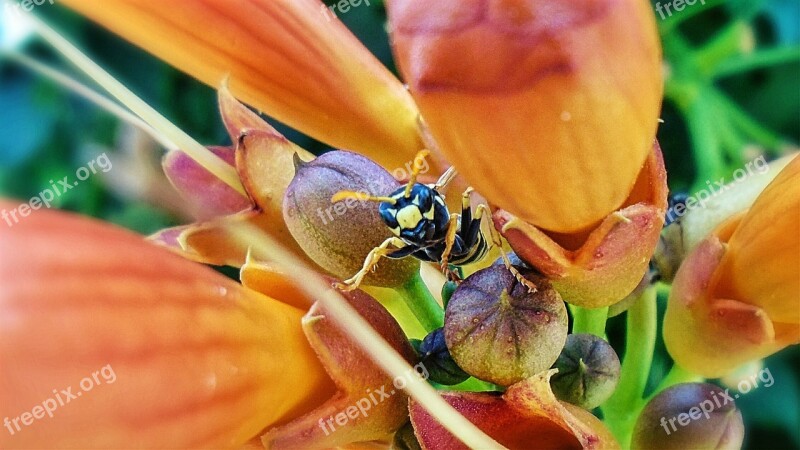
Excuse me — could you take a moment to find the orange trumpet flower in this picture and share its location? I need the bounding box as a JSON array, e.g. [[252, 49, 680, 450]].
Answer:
[[0, 202, 334, 448], [59, 0, 423, 172], [385, 0, 663, 234], [0, 203, 421, 449], [664, 156, 800, 377]]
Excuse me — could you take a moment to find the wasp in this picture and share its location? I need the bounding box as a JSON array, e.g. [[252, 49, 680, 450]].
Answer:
[[331, 150, 535, 292]]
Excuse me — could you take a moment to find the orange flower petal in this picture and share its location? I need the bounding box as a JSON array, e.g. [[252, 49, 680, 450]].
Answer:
[[178, 208, 311, 268], [663, 237, 787, 377], [240, 259, 311, 311], [62, 0, 423, 170], [410, 370, 618, 450], [264, 288, 417, 448], [494, 143, 668, 307], [162, 145, 251, 220], [386, 0, 663, 233], [714, 155, 800, 326], [665, 158, 800, 377], [0, 203, 334, 449]]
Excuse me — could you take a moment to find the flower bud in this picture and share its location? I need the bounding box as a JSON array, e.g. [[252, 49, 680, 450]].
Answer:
[[550, 334, 620, 409], [386, 0, 662, 233], [664, 156, 800, 376], [416, 328, 470, 386], [444, 266, 568, 386], [632, 383, 744, 450], [283, 151, 419, 287]]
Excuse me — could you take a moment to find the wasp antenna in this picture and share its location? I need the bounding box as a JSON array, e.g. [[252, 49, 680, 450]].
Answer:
[[404, 149, 431, 197], [332, 190, 396, 205]]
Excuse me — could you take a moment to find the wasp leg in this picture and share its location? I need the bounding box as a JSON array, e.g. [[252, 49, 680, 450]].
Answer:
[[440, 213, 461, 273], [474, 203, 538, 293], [337, 237, 406, 292]]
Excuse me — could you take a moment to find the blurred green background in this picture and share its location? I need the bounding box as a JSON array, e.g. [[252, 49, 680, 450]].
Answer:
[[0, 1, 798, 448]]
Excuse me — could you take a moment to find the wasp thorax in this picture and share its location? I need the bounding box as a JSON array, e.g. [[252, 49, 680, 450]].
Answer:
[[282, 151, 419, 288], [444, 265, 568, 387]]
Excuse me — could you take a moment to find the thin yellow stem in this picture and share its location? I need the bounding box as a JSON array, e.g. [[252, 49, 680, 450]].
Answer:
[[230, 223, 505, 450], [25, 13, 246, 196], [1, 49, 177, 151]]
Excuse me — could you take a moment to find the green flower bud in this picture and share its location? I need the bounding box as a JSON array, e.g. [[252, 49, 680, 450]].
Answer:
[[550, 333, 620, 409], [417, 328, 470, 386], [283, 151, 419, 287], [444, 265, 568, 386], [632, 383, 744, 450]]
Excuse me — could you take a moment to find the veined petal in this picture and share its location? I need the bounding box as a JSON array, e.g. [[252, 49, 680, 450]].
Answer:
[[0, 202, 334, 449], [387, 0, 663, 233], [62, 0, 424, 170]]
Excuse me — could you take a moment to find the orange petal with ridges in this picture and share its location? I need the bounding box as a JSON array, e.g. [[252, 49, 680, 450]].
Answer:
[[386, 0, 663, 233], [0, 202, 334, 449], [494, 143, 668, 307], [61, 0, 423, 171]]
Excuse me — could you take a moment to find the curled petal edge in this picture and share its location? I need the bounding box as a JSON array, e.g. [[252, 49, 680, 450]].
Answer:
[[409, 370, 618, 450], [663, 235, 793, 377], [494, 143, 668, 308]]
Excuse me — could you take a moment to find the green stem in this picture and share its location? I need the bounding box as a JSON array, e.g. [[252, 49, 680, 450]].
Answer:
[[395, 275, 444, 333], [601, 286, 658, 449], [714, 45, 800, 78], [659, 0, 725, 34], [685, 93, 725, 187], [693, 21, 750, 76], [710, 89, 787, 150], [570, 305, 609, 338], [645, 364, 704, 404]]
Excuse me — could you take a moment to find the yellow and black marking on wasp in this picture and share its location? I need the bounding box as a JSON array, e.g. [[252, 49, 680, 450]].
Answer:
[[331, 150, 535, 292]]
